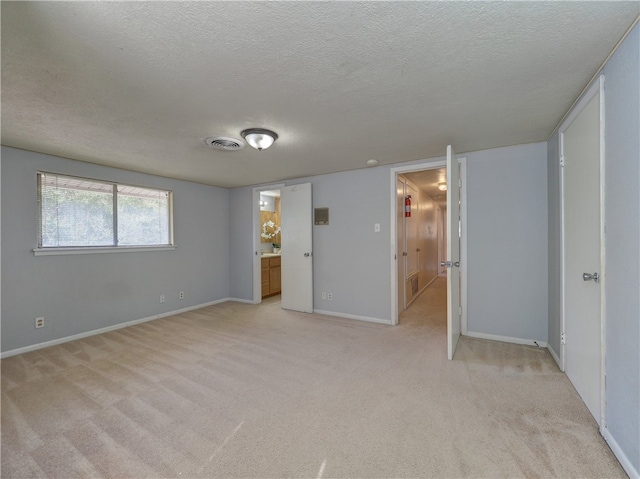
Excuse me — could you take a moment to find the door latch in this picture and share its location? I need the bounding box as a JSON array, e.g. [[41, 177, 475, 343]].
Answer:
[[440, 261, 460, 268], [582, 272, 600, 283]]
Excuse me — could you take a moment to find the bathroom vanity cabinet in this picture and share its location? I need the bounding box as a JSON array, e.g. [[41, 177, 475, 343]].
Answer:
[[261, 255, 281, 298]]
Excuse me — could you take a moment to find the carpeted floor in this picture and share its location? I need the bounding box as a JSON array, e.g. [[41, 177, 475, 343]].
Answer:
[[1, 278, 625, 478]]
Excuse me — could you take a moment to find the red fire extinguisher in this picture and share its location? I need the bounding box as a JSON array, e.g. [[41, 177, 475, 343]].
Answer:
[[405, 195, 412, 217]]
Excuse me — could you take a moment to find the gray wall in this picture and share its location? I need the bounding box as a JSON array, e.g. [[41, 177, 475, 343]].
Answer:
[[231, 142, 549, 342], [466, 143, 548, 342], [1, 147, 230, 352], [602, 23, 640, 473]]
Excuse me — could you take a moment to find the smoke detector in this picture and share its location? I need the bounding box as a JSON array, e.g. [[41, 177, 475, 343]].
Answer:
[[205, 136, 245, 151]]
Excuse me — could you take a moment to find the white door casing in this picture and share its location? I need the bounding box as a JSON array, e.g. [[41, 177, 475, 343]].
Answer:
[[281, 183, 313, 313], [560, 77, 604, 426], [397, 177, 406, 315], [446, 145, 462, 360]]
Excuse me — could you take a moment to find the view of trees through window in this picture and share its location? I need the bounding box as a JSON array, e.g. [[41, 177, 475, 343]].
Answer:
[[38, 173, 172, 248]]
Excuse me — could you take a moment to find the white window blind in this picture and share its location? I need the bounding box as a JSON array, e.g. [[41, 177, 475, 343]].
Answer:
[[37, 172, 172, 249]]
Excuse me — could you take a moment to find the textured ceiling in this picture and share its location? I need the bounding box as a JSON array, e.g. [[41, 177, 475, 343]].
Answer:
[[2, 2, 639, 188]]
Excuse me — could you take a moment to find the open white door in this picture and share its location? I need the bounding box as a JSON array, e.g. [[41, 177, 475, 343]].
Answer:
[[445, 145, 461, 360], [281, 183, 313, 313]]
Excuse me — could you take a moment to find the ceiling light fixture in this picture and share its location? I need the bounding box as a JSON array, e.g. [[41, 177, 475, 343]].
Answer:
[[241, 128, 278, 151], [366, 159, 379, 166], [438, 183, 448, 191]]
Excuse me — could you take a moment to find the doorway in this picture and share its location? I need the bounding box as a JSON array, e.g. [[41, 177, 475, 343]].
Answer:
[[389, 158, 467, 331], [397, 170, 447, 315], [252, 183, 314, 314], [253, 183, 284, 304]]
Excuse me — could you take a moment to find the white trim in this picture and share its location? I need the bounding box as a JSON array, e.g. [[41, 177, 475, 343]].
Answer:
[[313, 309, 392, 326], [558, 74, 606, 427], [227, 297, 255, 304], [460, 157, 468, 335], [465, 330, 548, 348], [33, 245, 176, 256], [252, 183, 286, 304], [0, 298, 231, 359], [547, 343, 562, 369], [598, 75, 607, 429], [602, 427, 640, 479]]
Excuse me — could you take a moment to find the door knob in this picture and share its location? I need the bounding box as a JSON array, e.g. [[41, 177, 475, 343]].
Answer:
[[440, 261, 460, 268], [304, 252, 310, 257], [583, 272, 600, 283]]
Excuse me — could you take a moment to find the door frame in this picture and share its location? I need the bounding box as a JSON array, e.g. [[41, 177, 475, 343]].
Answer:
[[559, 74, 606, 428], [252, 183, 285, 304], [389, 159, 467, 329]]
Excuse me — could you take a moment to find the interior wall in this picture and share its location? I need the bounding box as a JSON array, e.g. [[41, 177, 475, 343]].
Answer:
[[1, 146, 230, 353], [601, 22, 640, 475], [230, 142, 548, 341], [466, 142, 548, 342]]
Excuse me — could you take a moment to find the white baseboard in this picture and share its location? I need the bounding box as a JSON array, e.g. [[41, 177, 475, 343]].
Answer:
[[313, 309, 392, 326], [547, 343, 563, 370], [602, 427, 640, 479], [0, 298, 231, 359], [228, 297, 256, 304], [465, 330, 548, 348]]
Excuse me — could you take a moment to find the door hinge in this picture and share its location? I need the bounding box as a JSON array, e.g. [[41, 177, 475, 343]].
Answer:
[[458, 306, 462, 317], [561, 332, 566, 345], [458, 178, 462, 188], [560, 156, 565, 167]]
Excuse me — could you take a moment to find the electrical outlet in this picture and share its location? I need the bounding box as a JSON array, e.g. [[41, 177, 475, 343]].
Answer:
[[179, 291, 185, 300], [327, 292, 333, 301], [160, 294, 165, 303], [35, 317, 44, 329], [321, 292, 326, 300]]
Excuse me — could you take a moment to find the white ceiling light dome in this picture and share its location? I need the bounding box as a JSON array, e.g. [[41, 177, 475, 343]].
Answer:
[[241, 128, 278, 151]]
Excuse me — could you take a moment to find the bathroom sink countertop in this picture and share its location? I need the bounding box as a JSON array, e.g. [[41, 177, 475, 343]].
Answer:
[[261, 253, 282, 258]]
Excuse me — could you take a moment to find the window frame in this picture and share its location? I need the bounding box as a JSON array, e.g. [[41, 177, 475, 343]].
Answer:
[[34, 171, 175, 256]]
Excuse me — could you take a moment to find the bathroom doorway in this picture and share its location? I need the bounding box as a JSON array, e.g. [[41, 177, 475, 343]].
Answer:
[[252, 184, 284, 304]]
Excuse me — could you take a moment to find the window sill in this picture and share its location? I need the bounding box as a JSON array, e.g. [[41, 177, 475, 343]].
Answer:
[[33, 245, 176, 256]]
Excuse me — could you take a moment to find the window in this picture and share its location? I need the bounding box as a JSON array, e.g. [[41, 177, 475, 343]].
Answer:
[[37, 172, 173, 249]]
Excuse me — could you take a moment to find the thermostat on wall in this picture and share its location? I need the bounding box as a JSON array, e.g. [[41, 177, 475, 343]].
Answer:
[[314, 208, 329, 225]]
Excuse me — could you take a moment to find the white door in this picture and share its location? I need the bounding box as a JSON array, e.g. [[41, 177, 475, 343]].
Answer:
[[281, 183, 313, 313], [562, 88, 602, 425], [446, 145, 461, 360]]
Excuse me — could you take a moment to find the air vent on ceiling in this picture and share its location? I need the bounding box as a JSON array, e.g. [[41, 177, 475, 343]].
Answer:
[[205, 136, 245, 151]]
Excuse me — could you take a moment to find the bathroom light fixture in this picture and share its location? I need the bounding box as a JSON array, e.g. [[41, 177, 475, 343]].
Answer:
[[259, 200, 267, 207], [241, 128, 278, 151], [438, 183, 448, 191]]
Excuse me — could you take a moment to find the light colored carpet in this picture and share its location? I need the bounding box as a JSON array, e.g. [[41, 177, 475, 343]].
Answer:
[[1, 278, 625, 478]]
